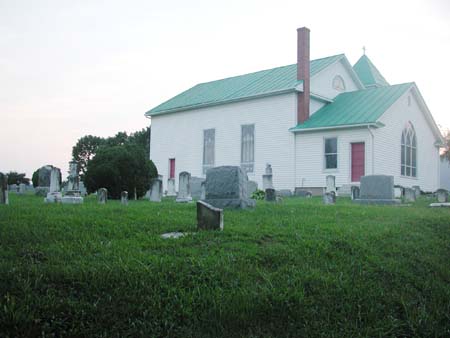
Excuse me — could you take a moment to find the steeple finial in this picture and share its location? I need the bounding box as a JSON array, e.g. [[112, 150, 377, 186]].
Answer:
[[363, 46, 366, 55]]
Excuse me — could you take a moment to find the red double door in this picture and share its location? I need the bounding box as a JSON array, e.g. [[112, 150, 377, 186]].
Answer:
[[351, 143, 365, 182]]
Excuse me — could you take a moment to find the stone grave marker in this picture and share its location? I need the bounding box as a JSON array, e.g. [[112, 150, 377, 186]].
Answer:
[[353, 175, 400, 205], [176, 172, 192, 203], [191, 176, 205, 199], [197, 200, 223, 231], [200, 181, 206, 200], [9, 184, 18, 193], [98, 188, 108, 204], [247, 180, 258, 196], [44, 167, 62, 203], [19, 183, 26, 194], [295, 189, 312, 197], [351, 186, 360, 200], [0, 173, 9, 205], [326, 175, 336, 194], [436, 189, 448, 203], [62, 161, 84, 204], [265, 188, 276, 202], [394, 185, 403, 199], [403, 188, 416, 202], [149, 178, 162, 202], [262, 164, 273, 190], [167, 178, 176, 196], [277, 189, 293, 197], [204, 166, 255, 209], [412, 185, 421, 197], [323, 192, 336, 205], [121, 191, 128, 205]]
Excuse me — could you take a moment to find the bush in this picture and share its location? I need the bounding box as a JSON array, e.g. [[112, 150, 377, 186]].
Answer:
[[31, 170, 39, 187], [251, 189, 265, 200], [84, 145, 157, 199]]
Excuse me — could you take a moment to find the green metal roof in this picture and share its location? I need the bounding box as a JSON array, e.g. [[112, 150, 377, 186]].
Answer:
[[353, 55, 389, 88], [290, 83, 413, 132], [146, 54, 344, 116]]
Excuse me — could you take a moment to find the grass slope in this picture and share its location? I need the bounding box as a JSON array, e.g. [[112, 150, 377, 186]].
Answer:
[[0, 194, 449, 337]]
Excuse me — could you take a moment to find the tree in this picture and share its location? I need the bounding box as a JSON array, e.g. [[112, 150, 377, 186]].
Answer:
[[128, 127, 151, 158], [32, 169, 39, 187], [84, 144, 157, 199], [441, 130, 450, 162], [6, 171, 30, 185], [72, 135, 104, 177]]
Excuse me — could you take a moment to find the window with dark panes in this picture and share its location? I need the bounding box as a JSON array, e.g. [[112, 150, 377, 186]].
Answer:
[[401, 123, 417, 177], [203, 129, 215, 174], [241, 124, 254, 173], [324, 137, 338, 169]]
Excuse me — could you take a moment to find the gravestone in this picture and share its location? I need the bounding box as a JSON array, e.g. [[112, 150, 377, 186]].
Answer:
[[323, 192, 336, 205], [9, 184, 18, 193], [197, 200, 223, 231], [277, 189, 293, 197], [351, 186, 360, 200], [191, 176, 205, 199], [0, 173, 9, 205], [326, 175, 336, 194], [44, 167, 62, 203], [247, 180, 258, 196], [204, 166, 255, 209], [98, 188, 108, 204], [403, 188, 416, 202], [200, 181, 206, 200], [149, 178, 162, 202], [38, 165, 53, 187], [262, 164, 273, 190], [353, 175, 400, 205], [121, 191, 128, 205], [394, 185, 403, 199], [436, 189, 449, 203], [429, 202, 450, 208], [62, 162, 84, 204], [412, 185, 421, 197], [79, 181, 87, 197], [176, 172, 192, 203], [19, 183, 26, 194], [167, 178, 176, 197], [294, 189, 312, 198], [265, 188, 276, 202]]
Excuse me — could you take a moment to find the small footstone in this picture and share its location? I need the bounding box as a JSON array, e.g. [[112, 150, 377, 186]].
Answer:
[[323, 192, 336, 205], [436, 189, 448, 203], [98, 188, 108, 204], [197, 200, 223, 231], [121, 191, 128, 205], [161, 232, 187, 239], [429, 202, 450, 208]]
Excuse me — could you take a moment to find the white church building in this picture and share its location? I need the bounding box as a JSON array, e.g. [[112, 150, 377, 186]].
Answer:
[[146, 27, 444, 194]]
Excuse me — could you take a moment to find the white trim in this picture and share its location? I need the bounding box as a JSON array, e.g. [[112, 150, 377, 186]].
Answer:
[[291, 122, 382, 133], [310, 92, 334, 103], [323, 136, 338, 171]]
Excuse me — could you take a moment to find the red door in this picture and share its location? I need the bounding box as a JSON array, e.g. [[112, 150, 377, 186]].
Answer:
[[351, 143, 365, 182], [169, 159, 175, 179]]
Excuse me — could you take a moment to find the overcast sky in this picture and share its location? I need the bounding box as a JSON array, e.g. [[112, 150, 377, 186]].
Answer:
[[1, 0, 449, 178]]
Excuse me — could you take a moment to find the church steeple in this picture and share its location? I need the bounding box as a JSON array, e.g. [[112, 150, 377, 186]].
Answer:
[[353, 54, 389, 88]]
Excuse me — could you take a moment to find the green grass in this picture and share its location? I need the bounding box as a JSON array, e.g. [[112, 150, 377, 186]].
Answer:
[[1, 194, 449, 337]]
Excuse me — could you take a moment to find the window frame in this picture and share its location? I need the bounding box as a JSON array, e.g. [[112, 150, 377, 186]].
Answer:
[[240, 124, 255, 173], [324, 137, 338, 171], [400, 123, 417, 178]]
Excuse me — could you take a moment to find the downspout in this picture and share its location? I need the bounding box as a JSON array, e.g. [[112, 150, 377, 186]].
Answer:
[[367, 125, 375, 174]]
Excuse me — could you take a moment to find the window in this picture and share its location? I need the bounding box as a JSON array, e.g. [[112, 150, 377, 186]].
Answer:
[[401, 122, 417, 177], [203, 129, 215, 174], [241, 124, 254, 173], [332, 75, 346, 92], [324, 138, 338, 169]]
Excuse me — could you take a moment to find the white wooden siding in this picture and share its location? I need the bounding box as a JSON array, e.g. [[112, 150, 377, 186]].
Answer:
[[150, 93, 297, 191], [375, 89, 440, 191], [294, 128, 372, 188]]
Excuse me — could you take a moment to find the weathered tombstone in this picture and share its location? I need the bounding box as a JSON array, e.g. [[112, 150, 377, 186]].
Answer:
[[176, 171, 192, 203], [265, 188, 276, 202], [45, 167, 62, 203], [167, 178, 177, 196], [19, 183, 26, 194], [62, 162, 84, 204], [429, 202, 450, 208], [326, 175, 336, 194], [79, 181, 87, 197], [394, 185, 403, 199], [351, 186, 360, 200], [121, 191, 128, 205], [412, 185, 421, 197], [197, 200, 224, 231], [0, 173, 9, 205], [204, 166, 255, 209], [191, 176, 205, 199], [436, 189, 449, 203], [200, 181, 206, 200], [294, 189, 312, 197], [323, 192, 336, 205], [35, 165, 53, 196], [353, 175, 400, 205], [8, 184, 18, 193], [262, 164, 273, 190], [149, 178, 162, 202], [98, 188, 108, 204], [277, 189, 293, 197], [403, 188, 416, 202], [247, 180, 258, 196]]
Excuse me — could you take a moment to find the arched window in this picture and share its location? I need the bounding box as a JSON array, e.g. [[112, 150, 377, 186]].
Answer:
[[332, 75, 346, 92], [401, 122, 417, 177]]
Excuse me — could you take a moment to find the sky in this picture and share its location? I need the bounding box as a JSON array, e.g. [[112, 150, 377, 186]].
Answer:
[[1, 0, 449, 178]]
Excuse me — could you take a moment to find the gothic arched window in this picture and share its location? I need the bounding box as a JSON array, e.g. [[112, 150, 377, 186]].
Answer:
[[401, 122, 417, 177]]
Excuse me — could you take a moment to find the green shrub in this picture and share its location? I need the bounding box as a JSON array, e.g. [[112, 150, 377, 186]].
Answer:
[[251, 189, 265, 200], [84, 144, 157, 199]]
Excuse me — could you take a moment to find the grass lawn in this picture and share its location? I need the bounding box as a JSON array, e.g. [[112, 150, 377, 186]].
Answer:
[[0, 193, 449, 337]]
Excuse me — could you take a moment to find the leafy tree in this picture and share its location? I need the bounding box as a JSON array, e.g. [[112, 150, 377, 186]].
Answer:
[[32, 169, 39, 187], [105, 131, 129, 147], [84, 144, 157, 199], [72, 135, 104, 177], [6, 171, 30, 185], [128, 127, 151, 158], [441, 130, 450, 162]]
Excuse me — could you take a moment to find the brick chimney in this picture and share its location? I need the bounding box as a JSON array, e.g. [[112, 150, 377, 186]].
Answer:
[[297, 27, 310, 124]]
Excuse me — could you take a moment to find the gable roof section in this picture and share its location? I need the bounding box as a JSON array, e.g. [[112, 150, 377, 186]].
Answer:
[[353, 55, 389, 88], [290, 83, 413, 132], [146, 54, 345, 116]]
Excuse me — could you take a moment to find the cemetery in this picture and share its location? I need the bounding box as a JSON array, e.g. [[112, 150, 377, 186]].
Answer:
[[1, 172, 449, 337]]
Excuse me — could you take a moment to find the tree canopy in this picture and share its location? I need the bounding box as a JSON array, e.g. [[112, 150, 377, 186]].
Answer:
[[5, 172, 30, 185]]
